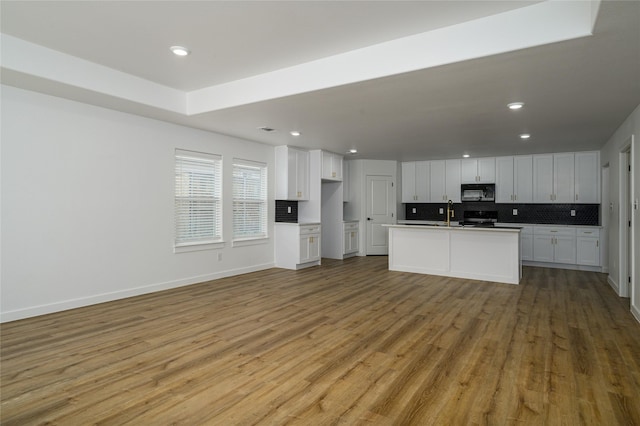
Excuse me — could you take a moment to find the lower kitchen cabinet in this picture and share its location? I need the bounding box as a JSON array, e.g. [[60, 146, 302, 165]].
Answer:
[[343, 221, 359, 257], [520, 226, 534, 261], [576, 227, 600, 266], [275, 223, 321, 269], [533, 226, 576, 264]]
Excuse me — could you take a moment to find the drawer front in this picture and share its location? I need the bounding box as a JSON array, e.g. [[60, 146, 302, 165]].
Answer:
[[344, 222, 359, 231], [300, 225, 321, 235], [576, 227, 600, 238], [534, 226, 576, 237]]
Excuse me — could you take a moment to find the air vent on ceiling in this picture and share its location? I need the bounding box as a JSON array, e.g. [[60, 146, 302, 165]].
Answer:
[[258, 126, 276, 132]]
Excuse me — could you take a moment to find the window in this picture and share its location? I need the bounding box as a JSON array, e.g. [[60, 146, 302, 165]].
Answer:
[[233, 159, 267, 241], [175, 149, 222, 249]]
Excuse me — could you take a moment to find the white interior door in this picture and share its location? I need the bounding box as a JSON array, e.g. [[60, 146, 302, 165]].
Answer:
[[366, 175, 395, 255]]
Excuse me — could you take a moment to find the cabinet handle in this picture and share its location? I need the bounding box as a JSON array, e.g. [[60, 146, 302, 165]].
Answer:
[[596, 240, 599, 247], [332, 171, 336, 177], [514, 194, 517, 201], [576, 194, 579, 201], [584, 231, 592, 234]]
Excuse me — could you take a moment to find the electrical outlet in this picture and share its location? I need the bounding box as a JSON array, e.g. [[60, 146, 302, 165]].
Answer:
[[571, 209, 576, 217], [439, 208, 444, 214], [412, 208, 417, 214], [287, 206, 292, 214], [512, 209, 518, 216]]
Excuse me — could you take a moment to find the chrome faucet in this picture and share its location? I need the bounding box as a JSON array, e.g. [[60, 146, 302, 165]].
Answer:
[[446, 200, 454, 227]]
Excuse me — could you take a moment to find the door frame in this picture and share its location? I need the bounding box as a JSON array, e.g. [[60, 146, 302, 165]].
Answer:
[[364, 174, 396, 255], [618, 137, 634, 298]]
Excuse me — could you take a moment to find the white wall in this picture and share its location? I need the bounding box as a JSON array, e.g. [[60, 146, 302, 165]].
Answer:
[[0, 86, 275, 322], [600, 103, 640, 323]]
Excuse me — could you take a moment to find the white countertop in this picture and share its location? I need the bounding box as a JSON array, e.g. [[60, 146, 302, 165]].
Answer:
[[384, 224, 520, 233], [275, 222, 321, 226]]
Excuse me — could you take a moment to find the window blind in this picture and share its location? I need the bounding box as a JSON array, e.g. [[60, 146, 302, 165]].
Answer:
[[233, 159, 267, 240], [175, 150, 222, 246]]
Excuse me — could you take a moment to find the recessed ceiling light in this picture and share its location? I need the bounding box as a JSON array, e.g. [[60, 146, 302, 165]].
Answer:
[[349, 149, 358, 154], [290, 131, 301, 137], [463, 154, 470, 158], [170, 46, 190, 56], [520, 133, 531, 139], [508, 102, 524, 110]]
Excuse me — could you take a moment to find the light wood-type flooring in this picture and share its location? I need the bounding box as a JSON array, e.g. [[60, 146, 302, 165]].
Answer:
[[2, 256, 640, 425]]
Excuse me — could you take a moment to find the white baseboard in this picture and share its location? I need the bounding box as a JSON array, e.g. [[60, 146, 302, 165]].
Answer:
[[608, 276, 620, 294], [0, 263, 275, 323], [522, 261, 602, 272], [632, 304, 640, 324]]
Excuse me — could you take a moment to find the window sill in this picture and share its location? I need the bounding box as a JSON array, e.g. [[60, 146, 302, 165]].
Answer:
[[232, 237, 269, 247], [174, 241, 225, 254]]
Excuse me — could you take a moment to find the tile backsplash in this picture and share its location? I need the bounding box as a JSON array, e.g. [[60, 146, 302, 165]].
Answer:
[[404, 202, 599, 226], [275, 200, 298, 223]]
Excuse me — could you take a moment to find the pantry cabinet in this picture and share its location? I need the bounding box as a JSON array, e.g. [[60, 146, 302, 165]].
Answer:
[[275, 146, 309, 201]]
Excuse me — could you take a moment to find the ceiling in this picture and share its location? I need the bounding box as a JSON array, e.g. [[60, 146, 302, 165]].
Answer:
[[2, 1, 639, 161]]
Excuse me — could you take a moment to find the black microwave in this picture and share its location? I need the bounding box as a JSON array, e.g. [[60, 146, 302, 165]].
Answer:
[[461, 184, 495, 202]]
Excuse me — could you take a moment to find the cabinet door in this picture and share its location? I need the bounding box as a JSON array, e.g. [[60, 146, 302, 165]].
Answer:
[[415, 161, 430, 202], [445, 159, 461, 202], [332, 154, 343, 180], [554, 235, 576, 264], [514, 155, 533, 203], [533, 235, 554, 262], [521, 233, 534, 261], [295, 149, 309, 200], [461, 159, 478, 183], [308, 234, 321, 261], [577, 237, 600, 266], [322, 151, 333, 180], [401, 162, 417, 202], [575, 152, 599, 203], [350, 230, 359, 253], [429, 160, 446, 202], [495, 156, 514, 203], [533, 155, 554, 203], [477, 158, 495, 183], [299, 235, 311, 263], [553, 153, 575, 203]]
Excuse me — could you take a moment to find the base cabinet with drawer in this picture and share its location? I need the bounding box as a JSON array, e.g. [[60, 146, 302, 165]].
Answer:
[[343, 221, 359, 257], [576, 227, 600, 266], [275, 223, 321, 269]]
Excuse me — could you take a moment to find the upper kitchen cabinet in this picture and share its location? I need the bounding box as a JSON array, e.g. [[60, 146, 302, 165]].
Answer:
[[574, 152, 600, 203], [461, 157, 495, 183], [495, 156, 533, 203], [533, 153, 574, 203], [275, 146, 309, 201], [321, 151, 343, 181], [401, 161, 430, 202], [430, 160, 461, 203]]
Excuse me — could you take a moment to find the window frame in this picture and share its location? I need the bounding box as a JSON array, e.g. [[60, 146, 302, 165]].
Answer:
[[232, 158, 268, 245], [174, 149, 223, 253]]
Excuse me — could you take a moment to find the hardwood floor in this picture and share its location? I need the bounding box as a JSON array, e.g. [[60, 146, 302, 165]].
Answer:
[[2, 256, 639, 425]]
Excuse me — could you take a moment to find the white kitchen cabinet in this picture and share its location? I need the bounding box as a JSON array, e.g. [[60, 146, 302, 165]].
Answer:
[[496, 156, 533, 203], [553, 153, 575, 203], [520, 225, 534, 261], [430, 160, 461, 203], [322, 151, 343, 181], [343, 221, 359, 257], [343, 160, 350, 202], [576, 227, 600, 266], [461, 158, 495, 183], [533, 226, 576, 264], [574, 152, 600, 203], [274, 223, 321, 269], [402, 161, 430, 202], [533, 153, 574, 203], [275, 146, 309, 201]]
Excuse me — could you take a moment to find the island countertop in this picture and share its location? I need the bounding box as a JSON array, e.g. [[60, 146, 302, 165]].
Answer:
[[384, 224, 521, 233]]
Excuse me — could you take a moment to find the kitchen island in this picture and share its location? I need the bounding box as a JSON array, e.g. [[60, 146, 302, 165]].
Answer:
[[384, 224, 521, 285]]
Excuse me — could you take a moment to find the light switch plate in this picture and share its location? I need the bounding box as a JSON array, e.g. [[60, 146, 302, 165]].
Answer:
[[439, 208, 444, 214], [512, 209, 518, 216], [571, 209, 576, 217], [287, 206, 292, 214], [412, 208, 417, 214]]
